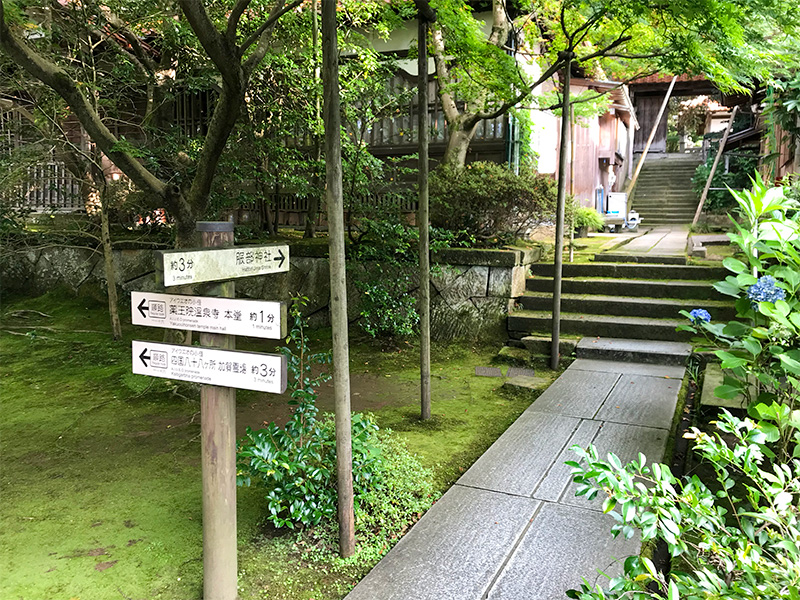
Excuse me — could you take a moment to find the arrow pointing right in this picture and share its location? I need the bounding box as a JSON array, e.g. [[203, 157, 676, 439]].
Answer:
[[139, 348, 151, 368], [274, 248, 286, 269], [137, 298, 149, 319]]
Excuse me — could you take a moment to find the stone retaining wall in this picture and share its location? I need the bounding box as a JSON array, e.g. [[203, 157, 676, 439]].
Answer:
[[1, 243, 540, 340]]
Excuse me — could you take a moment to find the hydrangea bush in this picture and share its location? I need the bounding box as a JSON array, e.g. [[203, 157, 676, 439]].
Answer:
[[569, 175, 800, 599]]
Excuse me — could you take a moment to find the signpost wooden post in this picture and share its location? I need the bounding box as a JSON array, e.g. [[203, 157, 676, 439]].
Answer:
[[196, 221, 237, 600], [131, 222, 290, 600]]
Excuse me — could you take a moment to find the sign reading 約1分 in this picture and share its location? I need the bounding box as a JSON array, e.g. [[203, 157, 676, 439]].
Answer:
[[131, 291, 286, 340], [131, 340, 287, 394], [158, 244, 289, 287]]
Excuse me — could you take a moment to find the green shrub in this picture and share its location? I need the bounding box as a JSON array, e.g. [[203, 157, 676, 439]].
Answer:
[[356, 277, 419, 339], [568, 411, 800, 600], [573, 206, 605, 231], [429, 161, 557, 240], [237, 298, 436, 535], [350, 219, 474, 339]]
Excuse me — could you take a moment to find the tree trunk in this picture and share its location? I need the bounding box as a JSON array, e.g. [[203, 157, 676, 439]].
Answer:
[[441, 122, 479, 168], [551, 54, 572, 370], [418, 16, 432, 421], [322, 0, 355, 559], [99, 185, 122, 340]]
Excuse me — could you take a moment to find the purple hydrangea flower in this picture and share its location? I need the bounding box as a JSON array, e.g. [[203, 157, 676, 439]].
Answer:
[[747, 276, 786, 305], [688, 308, 711, 323]]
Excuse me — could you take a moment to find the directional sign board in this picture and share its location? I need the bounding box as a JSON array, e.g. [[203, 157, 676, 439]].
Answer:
[[159, 244, 289, 287], [131, 292, 286, 339], [132, 340, 287, 394]]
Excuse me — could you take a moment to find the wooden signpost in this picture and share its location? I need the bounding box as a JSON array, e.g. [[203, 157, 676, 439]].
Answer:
[[131, 222, 289, 600]]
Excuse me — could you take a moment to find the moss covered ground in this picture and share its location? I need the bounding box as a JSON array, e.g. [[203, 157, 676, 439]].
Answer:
[[0, 290, 556, 600]]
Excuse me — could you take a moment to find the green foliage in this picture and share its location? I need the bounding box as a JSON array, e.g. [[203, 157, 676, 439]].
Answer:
[[349, 220, 473, 339], [573, 207, 605, 231], [678, 174, 800, 461], [429, 162, 558, 240], [356, 277, 419, 339], [691, 143, 759, 213], [237, 298, 436, 533], [568, 411, 800, 600]]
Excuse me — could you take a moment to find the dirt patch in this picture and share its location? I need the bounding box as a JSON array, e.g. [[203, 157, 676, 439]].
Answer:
[[236, 371, 415, 435], [94, 560, 117, 571], [123, 520, 136, 528], [61, 547, 110, 559]]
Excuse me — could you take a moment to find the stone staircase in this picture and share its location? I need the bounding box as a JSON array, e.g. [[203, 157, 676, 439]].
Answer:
[[632, 154, 702, 226], [507, 257, 732, 345]]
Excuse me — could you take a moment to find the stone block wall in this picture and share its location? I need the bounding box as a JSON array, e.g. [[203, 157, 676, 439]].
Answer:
[[1, 243, 540, 341]]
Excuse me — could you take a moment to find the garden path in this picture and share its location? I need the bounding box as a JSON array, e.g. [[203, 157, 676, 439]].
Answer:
[[345, 351, 686, 600], [614, 225, 690, 256]]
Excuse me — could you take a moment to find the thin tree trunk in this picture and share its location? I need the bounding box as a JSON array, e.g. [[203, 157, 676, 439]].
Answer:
[[322, 0, 355, 559], [418, 15, 432, 421], [551, 53, 572, 370], [99, 185, 122, 340], [304, 0, 322, 239]]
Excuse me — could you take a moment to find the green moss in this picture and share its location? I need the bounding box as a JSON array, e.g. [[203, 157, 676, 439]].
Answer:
[[0, 292, 554, 600]]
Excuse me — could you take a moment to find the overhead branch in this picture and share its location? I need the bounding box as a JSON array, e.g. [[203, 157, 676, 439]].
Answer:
[[0, 4, 169, 201], [177, 0, 241, 88], [471, 57, 566, 123], [577, 34, 633, 63], [226, 0, 252, 41], [240, 0, 302, 65]]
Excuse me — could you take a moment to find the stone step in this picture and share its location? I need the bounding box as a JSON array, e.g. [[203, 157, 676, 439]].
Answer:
[[594, 253, 687, 265], [529, 262, 726, 281], [642, 218, 695, 225], [636, 210, 697, 217], [526, 277, 722, 300], [508, 310, 688, 342], [575, 337, 691, 366], [519, 292, 735, 321]]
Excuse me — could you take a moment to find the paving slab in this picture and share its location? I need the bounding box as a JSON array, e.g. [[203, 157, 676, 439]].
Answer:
[[619, 227, 688, 256], [488, 502, 640, 600], [568, 358, 685, 379], [476, 366, 504, 377], [533, 419, 602, 503], [503, 375, 550, 391], [527, 369, 620, 419], [458, 412, 582, 497], [595, 374, 680, 428], [561, 421, 669, 511], [345, 486, 540, 600], [507, 367, 536, 378]]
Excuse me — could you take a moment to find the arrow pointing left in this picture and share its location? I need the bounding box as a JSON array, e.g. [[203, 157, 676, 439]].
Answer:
[[137, 298, 149, 319], [139, 348, 151, 368]]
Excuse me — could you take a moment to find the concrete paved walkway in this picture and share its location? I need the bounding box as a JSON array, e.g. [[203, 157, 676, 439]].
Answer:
[[615, 226, 689, 256], [346, 355, 686, 600]]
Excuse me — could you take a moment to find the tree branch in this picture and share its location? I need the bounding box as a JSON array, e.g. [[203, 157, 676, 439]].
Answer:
[[177, 0, 241, 88], [227, 0, 253, 41], [240, 0, 302, 64], [472, 57, 566, 122], [0, 4, 168, 200], [577, 34, 633, 64]]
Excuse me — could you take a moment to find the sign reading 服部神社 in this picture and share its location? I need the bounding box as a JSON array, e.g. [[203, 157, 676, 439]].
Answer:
[[159, 244, 289, 286]]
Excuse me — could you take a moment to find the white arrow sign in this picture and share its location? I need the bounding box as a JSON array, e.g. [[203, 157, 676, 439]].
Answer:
[[131, 292, 285, 339], [132, 340, 287, 394], [159, 244, 289, 287]]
